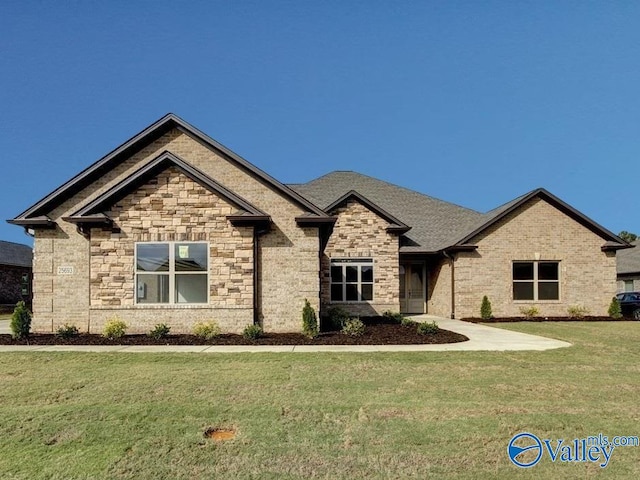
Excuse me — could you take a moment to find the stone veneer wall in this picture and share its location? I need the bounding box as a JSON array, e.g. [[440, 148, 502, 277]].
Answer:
[[322, 199, 400, 317], [453, 197, 617, 318], [31, 129, 319, 333], [87, 166, 254, 333]]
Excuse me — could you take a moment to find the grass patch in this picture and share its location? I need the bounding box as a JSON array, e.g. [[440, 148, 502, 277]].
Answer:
[[0, 322, 638, 478]]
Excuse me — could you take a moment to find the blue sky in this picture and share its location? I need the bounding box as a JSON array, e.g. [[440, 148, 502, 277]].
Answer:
[[2, 1, 639, 246]]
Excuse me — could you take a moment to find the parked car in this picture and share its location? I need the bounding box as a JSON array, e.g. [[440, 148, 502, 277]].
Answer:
[[615, 292, 640, 319]]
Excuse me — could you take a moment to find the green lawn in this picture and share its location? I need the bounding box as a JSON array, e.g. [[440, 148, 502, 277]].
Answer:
[[0, 322, 638, 479]]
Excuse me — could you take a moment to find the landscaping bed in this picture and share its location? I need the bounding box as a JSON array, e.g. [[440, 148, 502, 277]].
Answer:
[[0, 317, 468, 346], [461, 316, 630, 323]]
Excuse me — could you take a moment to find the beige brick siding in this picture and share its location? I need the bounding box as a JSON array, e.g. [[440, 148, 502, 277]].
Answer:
[[427, 257, 452, 318], [322, 199, 400, 317], [451, 197, 617, 318], [31, 129, 319, 333]]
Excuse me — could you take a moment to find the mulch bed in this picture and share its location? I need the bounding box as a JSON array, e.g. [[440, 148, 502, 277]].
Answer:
[[461, 316, 633, 323], [0, 320, 468, 346]]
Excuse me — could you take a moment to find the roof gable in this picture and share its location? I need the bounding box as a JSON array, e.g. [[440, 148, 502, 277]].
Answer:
[[326, 190, 410, 234], [11, 113, 328, 224], [453, 188, 631, 251], [63, 151, 270, 228]]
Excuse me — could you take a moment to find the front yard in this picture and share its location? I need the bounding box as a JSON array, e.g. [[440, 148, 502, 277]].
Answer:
[[0, 322, 638, 479]]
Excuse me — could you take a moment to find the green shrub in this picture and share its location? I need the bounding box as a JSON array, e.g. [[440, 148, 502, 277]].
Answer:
[[480, 295, 493, 320], [193, 321, 221, 340], [103, 317, 127, 340], [608, 297, 622, 319], [148, 323, 171, 340], [10, 301, 31, 340], [341, 317, 365, 337], [567, 305, 590, 319], [383, 310, 405, 324], [56, 324, 79, 339], [417, 321, 439, 335], [519, 306, 539, 319], [302, 299, 318, 338], [243, 324, 263, 341], [326, 306, 350, 330], [401, 316, 417, 327]]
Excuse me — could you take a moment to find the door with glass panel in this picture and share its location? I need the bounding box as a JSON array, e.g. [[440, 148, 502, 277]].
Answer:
[[399, 263, 426, 314]]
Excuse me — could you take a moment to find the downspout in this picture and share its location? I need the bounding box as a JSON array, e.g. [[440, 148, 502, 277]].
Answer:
[[443, 250, 456, 319], [253, 228, 260, 326]]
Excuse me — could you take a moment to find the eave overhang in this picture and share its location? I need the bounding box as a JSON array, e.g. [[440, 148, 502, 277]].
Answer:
[[7, 216, 56, 229], [295, 215, 337, 227]]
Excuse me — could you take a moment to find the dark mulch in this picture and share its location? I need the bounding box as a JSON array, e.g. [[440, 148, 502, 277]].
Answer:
[[0, 320, 468, 346], [461, 316, 634, 323]]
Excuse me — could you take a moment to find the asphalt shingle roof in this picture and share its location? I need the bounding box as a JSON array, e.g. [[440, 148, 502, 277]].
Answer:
[[0, 240, 33, 268], [289, 171, 486, 252], [617, 240, 640, 275]]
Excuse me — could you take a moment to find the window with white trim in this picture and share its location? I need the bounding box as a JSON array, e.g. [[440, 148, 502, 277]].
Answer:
[[330, 259, 374, 302], [135, 242, 208, 304], [513, 261, 559, 301]]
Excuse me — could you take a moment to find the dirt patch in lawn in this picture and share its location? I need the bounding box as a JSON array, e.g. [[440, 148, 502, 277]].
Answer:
[[204, 427, 236, 441], [0, 318, 468, 346]]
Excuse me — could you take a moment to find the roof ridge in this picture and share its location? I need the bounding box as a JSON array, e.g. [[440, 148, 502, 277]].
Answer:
[[309, 170, 482, 215]]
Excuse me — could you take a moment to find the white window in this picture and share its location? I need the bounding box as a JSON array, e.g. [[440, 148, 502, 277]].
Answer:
[[513, 261, 559, 301], [624, 280, 635, 292], [330, 259, 374, 302], [135, 242, 208, 304]]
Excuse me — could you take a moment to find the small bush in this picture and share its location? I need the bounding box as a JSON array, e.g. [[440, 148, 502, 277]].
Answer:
[[417, 321, 439, 335], [480, 296, 493, 320], [56, 324, 79, 339], [519, 306, 539, 319], [193, 321, 221, 340], [341, 317, 365, 337], [383, 310, 405, 324], [401, 316, 417, 327], [567, 305, 590, 319], [103, 317, 127, 340], [148, 323, 171, 340], [302, 299, 318, 338], [10, 301, 31, 340], [243, 324, 263, 341], [326, 306, 350, 330], [608, 297, 622, 319]]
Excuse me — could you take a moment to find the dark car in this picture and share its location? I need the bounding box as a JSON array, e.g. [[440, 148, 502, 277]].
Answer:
[[616, 292, 640, 319]]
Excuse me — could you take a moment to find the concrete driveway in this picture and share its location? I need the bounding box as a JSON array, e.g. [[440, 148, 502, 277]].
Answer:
[[0, 315, 571, 352]]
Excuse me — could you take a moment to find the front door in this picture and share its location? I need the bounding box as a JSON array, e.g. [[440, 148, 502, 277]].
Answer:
[[400, 263, 426, 314]]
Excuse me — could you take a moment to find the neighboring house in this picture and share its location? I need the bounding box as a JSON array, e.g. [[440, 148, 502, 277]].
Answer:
[[8, 114, 631, 333], [617, 240, 640, 292], [0, 240, 32, 308]]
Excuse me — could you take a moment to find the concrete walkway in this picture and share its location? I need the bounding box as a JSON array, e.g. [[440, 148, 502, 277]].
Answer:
[[0, 316, 571, 353]]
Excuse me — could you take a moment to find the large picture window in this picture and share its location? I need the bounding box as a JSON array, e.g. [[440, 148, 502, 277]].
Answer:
[[135, 242, 208, 304], [513, 261, 559, 301], [330, 259, 374, 302]]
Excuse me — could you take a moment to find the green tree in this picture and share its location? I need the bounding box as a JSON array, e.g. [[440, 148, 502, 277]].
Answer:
[[10, 301, 32, 340], [480, 296, 493, 320], [618, 231, 638, 243], [608, 297, 622, 319], [302, 299, 318, 338]]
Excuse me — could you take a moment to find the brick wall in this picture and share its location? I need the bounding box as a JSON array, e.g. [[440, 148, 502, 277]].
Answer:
[[31, 129, 319, 333], [451, 197, 617, 318], [322, 199, 400, 317]]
